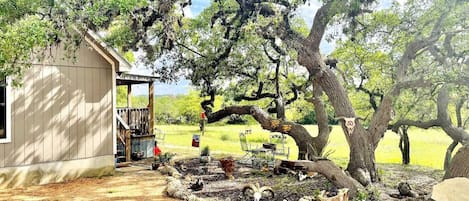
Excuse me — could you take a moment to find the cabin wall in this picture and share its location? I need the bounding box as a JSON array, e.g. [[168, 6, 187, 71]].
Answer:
[[0, 42, 114, 187]]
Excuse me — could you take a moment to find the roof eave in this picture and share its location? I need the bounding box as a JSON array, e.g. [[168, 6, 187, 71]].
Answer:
[[84, 30, 133, 72]]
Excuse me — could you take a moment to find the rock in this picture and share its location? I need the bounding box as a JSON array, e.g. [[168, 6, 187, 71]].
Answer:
[[166, 177, 188, 198], [166, 176, 207, 201], [431, 177, 469, 201], [159, 165, 182, 178], [398, 182, 418, 197], [200, 156, 211, 163], [189, 178, 204, 191], [299, 188, 349, 201]]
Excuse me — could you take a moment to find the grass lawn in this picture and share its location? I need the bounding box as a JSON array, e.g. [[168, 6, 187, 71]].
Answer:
[[156, 124, 459, 170]]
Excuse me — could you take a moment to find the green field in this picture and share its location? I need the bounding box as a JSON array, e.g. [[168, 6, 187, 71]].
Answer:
[[156, 124, 459, 170]]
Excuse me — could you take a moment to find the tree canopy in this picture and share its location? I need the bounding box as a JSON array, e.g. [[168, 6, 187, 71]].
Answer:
[[2, 0, 469, 196]]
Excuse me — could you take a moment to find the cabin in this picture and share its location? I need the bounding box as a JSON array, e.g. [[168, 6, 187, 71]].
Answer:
[[0, 32, 140, 188]]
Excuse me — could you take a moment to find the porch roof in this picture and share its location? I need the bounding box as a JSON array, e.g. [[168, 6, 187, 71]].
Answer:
[[116, 73, 159, 85]]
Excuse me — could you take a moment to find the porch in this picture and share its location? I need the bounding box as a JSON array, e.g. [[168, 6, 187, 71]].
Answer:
[[115, 73, 157, 163]]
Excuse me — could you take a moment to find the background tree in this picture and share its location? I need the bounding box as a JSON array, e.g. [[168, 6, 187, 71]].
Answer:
[[103, 0, 466, 188], [0, 0, 156, 83], [326, 0, 468, 183], [104, 0, 363, 193]]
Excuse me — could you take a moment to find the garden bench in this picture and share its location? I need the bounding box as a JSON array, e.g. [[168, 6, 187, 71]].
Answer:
[[238, 131, 274, 166]]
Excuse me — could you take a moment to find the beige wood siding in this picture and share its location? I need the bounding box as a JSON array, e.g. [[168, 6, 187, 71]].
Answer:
[[0, 43, 114, 168]]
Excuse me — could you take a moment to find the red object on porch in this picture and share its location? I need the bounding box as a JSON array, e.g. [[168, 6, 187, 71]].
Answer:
[[154, 146, 161, 156]]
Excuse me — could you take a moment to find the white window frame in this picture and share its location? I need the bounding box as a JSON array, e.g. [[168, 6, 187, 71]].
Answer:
[[0, 77, 11, 143]]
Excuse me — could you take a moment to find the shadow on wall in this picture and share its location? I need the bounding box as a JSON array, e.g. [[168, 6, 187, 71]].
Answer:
[[0, 43, 115, 187]]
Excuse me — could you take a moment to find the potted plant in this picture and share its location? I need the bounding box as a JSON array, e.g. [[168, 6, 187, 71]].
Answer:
[[200, 146, 211, 163], [152, 152, 175, 170], [219, 156, 235, 180]]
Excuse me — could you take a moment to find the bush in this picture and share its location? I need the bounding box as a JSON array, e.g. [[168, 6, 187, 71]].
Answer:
[[297, 111, 317, 124], [201, 146, 210, 156], [220, 134, 230, 141]]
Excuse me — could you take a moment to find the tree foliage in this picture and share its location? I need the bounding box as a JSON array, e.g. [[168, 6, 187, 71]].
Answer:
[[0, 0, 161, 83]]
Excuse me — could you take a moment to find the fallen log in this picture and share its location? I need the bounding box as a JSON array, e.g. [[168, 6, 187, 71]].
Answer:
[[279, 159, 362, 198]]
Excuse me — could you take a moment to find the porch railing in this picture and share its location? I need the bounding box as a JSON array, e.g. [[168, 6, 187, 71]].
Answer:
[[117, 107, 150, 135]]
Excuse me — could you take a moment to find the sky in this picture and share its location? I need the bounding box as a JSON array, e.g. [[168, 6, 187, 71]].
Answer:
[[132, 0, 403, 96]]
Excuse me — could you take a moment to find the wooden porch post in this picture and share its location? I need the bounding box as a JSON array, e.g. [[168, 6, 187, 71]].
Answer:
[[127, 84, 132, 107], [149, 81, 154, 135], [125, 129, 131, 162]]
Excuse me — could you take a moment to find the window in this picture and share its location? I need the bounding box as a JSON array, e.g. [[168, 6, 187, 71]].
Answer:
[[0, 78, 10, 143]]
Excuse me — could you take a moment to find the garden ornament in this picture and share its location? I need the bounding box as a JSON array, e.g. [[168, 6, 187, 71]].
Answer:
[[335, 117, 364, 135], [243, 183, 274, 201]]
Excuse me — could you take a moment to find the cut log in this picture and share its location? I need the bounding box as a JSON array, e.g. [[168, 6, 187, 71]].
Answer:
[[279, 160, 361, 197]]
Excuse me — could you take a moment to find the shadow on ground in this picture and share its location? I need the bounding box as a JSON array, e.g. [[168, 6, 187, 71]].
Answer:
[[0, 162, 177, 201]]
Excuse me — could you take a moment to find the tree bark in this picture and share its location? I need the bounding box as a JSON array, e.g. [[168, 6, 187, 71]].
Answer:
[[312, 68, 376, 185], [444, 146, 469, 179], [306, 80, 331, 157], [456, 98, 464, 128], [286, 159, 363, 198], [444, 140, 459, 171], [437, 86, 469, 145]]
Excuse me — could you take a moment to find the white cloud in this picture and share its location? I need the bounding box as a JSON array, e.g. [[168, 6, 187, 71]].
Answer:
[[294, 1, 338, 54], [183, 6, 193, 18]]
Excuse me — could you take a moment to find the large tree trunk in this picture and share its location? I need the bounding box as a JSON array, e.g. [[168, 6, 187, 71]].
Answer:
[[308, 80, 331, 157], [315, 68, 377, 185], [399, 126, 410, 165], [444, 146, 469, 179]]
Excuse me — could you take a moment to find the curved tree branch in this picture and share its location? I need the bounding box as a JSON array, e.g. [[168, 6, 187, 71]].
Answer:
[[206, 105, 328, 159]]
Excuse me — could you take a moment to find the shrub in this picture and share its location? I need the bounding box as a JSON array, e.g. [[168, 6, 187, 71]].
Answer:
[[157, 152, 176, 163], [220, 134, 230, 141], [201, 146, 210, 156]]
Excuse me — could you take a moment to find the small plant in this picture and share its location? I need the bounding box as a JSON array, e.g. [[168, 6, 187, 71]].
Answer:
[[313, 189, 321, 198], [158, 152, 176, 164], [355, 189, 368, 201], [200, 146, 211, 163], [201, 146, 210, 156]]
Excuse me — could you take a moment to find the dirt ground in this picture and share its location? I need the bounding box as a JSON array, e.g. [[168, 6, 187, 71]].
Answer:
[[0, 163, 178, 201], [170, 158, 445, 201], [0, 157, 445, 201]]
